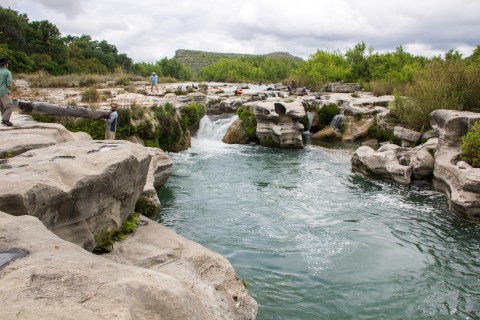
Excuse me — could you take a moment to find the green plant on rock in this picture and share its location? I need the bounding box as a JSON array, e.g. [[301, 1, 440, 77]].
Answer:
[[153, 103, 184, 151], [180, 103, 202, 131], [66, 118, 105, 140], [135, 197, 158, 218], [367, 120, 399, 144], [93, 213, 141, 254], [317, 103, 339, 127], [260, 136, 279, 148], [460, 120, 480, 167], [237, 106, 257, 139]]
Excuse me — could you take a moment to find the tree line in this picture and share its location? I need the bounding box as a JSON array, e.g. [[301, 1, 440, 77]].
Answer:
[[0, 6, 188, 78]]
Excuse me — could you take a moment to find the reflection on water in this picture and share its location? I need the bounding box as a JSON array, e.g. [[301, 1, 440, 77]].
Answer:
[[157, 116, 480, 320]]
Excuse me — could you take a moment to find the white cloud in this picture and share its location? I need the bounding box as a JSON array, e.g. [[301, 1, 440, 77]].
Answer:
[[4, 0, 479, 62]]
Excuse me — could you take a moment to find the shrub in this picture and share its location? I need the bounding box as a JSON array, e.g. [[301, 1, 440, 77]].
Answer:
[[317, 103, 339, 126], [65, 118, 105, 139], [237, 106, 257, 138], [153, 103, 184, 150], [397, 60, 480, 131], [460, 120, 480, 167], [81, 87, 100, 103], [180, 103, 201, 131], [115, 75, 130, 86]]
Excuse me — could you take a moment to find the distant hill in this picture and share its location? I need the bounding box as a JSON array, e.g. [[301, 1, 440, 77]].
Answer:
[[174, 49, 303, 75]]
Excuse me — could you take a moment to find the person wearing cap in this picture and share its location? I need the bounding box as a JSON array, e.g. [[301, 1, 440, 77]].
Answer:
[[104, 103, 118, 140], [149, 72, 158, 93], [0, 57, 14, 126]]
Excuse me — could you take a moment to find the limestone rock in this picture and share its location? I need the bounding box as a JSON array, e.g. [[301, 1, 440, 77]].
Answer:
[[410, 138, 437, 179], [0, 212, 236, 320], [323, 83, 361, 93], [223, 119, 250, 144], [254, 100, 305, 148], [342, 116, 374, 142], [139, 147, 174, 218], [351, 144, 413, 185], [0, 140, 151, 251], [430, 110, 480, 221], [0, 115, 91, 159], [311, 126, 342, 141], [394, 126, 422, 147], [208, 97, 247, 115], [105, 215, 258, 320]]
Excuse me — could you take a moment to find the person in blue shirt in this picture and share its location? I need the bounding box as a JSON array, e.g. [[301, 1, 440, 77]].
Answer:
[[149, 72, 158, 93], [104, 103, 118, 140], [0, 57, 14, 126]]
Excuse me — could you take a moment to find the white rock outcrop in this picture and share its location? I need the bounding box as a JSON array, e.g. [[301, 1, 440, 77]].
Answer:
[[0, 140, 151, 251], [430, 110, 480, 221], [0, 115, 91, 158], [0, 212, 257, 320], [254, 100, 305, 148]]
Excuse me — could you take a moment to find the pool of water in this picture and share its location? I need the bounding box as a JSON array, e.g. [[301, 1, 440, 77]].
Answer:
[[157, 116, 480, 320]]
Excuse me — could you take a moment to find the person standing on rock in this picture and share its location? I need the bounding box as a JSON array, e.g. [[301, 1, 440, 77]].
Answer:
[[0, 57, 14, 126], [150, 72, 159, 93], [104, 103, 118, 140]]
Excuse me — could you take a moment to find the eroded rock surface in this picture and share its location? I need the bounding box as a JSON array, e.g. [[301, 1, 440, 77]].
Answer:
[[0, 212, 257, 320], [430, 110, 480, 221], [0, 115, 90, 158], [0, 140, 151, 250], [105, 216, 258, 320], [254, 100, 305, 148]]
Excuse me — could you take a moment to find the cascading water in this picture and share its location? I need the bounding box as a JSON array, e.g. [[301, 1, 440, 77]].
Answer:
[[331, 114, 345, 132], [196, 114, 237, 141], [306, 111, 315, 133]]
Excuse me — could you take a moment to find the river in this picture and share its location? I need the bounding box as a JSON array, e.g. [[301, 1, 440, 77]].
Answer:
[[157, 115, 480, 320]]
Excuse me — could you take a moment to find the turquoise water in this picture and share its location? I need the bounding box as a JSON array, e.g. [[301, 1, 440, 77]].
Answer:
[[157, 116, 480, 320]]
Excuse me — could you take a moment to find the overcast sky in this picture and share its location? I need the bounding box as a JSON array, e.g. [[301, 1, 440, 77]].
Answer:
[[3, 0, 480, 63]]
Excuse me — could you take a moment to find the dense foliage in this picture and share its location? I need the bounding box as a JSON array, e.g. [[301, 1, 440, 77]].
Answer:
[[199, 57, 299, 83], [0, 6, 190, 79], [236, 106, 257, 139], [390, 60, 480, 131], [460, 121, 480, 168], [317, 103, 339, 127]]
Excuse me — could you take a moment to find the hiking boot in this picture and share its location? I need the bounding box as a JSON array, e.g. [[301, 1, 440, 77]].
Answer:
[[1, 120, 13, 126]]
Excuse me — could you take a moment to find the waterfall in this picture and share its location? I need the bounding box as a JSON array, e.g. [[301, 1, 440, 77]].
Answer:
[[196, 115, 237, 141], [306, 111, 315, 133], [331, 114, 345, 132]]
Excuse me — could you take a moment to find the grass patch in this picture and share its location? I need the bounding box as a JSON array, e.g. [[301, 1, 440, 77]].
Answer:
[[93, 213, 141, 254]]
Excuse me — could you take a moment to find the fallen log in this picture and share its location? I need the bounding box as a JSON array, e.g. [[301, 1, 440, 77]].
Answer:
[[15, 100, 111, 119]]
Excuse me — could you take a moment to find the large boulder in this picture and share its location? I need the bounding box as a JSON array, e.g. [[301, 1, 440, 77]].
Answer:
[[254, 100, 305, 148], [394, 126, 422, 147], [0, 115, 91, 159], [430, 110, 480, 221], [351, 144, 413, 185], [0, 212, 257, 320], [223, 118, 251, 144], [105, 215, 258, 320], [0, 140, 151, 251]]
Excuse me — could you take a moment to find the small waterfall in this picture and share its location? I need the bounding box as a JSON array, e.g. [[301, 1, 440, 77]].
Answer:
[[306, 111, 315, 133], [196, 115, 237, 141], [331, 114, 345, 132]]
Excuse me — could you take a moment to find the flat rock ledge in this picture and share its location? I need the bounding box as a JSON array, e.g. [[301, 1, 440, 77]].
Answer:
[[0, 139, 151, 251], [0, 212, 257, 320]]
